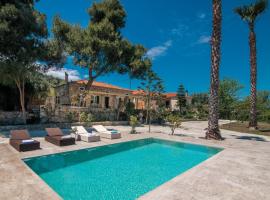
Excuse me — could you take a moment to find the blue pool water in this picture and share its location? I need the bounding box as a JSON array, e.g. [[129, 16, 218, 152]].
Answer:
[[24, 138, 222, 200]]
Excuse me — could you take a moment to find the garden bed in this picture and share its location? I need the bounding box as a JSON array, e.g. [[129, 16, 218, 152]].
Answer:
[[220, 121, 270, 136]]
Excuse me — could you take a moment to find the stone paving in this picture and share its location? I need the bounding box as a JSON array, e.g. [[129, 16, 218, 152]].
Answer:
[[0, 120, 269, 200]]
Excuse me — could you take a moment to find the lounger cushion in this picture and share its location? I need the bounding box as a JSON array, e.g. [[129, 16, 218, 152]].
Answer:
[[10, 130, 31, 140], [93, 125, 108, 132], [22, 139, 35, 144], [46, 128, 63, 136], [72, 126, 88, 134], [61, 135, 72, 139]]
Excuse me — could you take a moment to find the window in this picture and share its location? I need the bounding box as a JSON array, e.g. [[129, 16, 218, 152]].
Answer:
[[105, 97, 110, 109], [165, 100, 170, 108], [56, 96, 60, 104], [91, 96, 100, 105]]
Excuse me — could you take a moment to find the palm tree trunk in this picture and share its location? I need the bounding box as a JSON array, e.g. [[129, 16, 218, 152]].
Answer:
[[248, 23, 258, 129], [206, 0, 222, 140]]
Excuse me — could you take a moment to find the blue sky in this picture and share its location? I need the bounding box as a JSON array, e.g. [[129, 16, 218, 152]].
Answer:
[[36, 0, 270, 96]]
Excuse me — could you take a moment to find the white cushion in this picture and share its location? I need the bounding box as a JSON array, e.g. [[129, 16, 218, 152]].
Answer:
[[72, 126, 88, 134], [22, 139, 35, 144], [93, 125, 108, 132], [61, 135, 72, 139]]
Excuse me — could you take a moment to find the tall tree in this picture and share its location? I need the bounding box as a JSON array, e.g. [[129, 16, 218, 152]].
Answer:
[[234, 0, 268, 129], [139, 68, 164, 133], [206, 0, 223, 140], [219, 79, 243, 120], [52, 0, 150, 90], [0, 0, 62, 124], [176, 84, 186, 114]]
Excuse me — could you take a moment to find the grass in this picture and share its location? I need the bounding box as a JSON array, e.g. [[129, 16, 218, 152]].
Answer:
[[220, 121, 270, 136]]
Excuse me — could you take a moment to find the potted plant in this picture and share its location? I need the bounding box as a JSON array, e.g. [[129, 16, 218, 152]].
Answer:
[[129, 115, 138, 134], [71, 127, 80, 141]]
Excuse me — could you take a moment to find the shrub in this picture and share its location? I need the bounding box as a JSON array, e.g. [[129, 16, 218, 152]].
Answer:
[[87, 113, 94, 124], [65, 111, 76, 122], [79, 112, 88, 122], [165, 114, 182, 135], [79, 112, 94, 126], [129, 115, 138, 134]]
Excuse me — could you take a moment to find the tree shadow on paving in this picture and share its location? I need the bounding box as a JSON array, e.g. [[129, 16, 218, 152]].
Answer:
[[231, 135, 268, 142]]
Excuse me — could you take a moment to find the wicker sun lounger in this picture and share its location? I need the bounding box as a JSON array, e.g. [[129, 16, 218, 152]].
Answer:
[[45, 128, 75, 146], [9, 130, 40, 152], [92, 125, 121, 139], [71, 126, 100, 142]]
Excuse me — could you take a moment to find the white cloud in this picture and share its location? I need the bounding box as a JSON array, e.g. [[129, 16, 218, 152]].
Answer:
[[170, 24, 189, 37], [146, 40, 173, 60], [45, 68, 81, 81], [198, 13, 206, 19], [197, 35, 211, 44]]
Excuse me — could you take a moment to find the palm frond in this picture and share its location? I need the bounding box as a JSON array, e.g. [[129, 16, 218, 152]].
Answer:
[[234, 0, 268, 23]]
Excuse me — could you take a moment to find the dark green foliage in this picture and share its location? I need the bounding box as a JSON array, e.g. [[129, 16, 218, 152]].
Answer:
[[219, 78, 243, 119], [65, 111, 77, 123], [192, 93, 208, 106], [190, 93, 209, 120], [125, 102, 135, 117], [234, 0, 268, 24], [0, 0, 47, 63], [52, 0, 150, 88], [177, 84, 186, 114], [233, 91, 270, 123], [0, 0, 63, 123]]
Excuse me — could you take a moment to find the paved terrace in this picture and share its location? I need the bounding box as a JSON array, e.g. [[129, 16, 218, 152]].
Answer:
[[0, 120, 269, 200]]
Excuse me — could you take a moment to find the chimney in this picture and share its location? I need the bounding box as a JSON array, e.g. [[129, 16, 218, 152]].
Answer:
[[65, 72, 69, 83], [185, 90, 189, 97]]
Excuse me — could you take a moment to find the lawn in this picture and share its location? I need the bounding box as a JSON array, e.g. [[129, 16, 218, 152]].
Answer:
[[220, 121, 270, 136]]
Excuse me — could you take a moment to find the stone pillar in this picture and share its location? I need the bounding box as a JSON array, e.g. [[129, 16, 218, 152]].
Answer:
[[100, 95, 104, 108]]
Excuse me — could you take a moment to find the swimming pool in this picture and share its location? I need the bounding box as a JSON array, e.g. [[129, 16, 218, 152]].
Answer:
[[24, 138, 222, 200]]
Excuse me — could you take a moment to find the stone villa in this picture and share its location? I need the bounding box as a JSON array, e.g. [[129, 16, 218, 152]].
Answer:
[[48, 74, 192, 112], [164, 93, 193, 111]]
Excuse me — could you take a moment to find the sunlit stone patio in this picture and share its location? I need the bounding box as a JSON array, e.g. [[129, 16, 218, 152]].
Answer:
[[0, 120, 269, 200]]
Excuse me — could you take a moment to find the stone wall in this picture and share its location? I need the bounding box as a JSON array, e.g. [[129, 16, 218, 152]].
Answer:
[[0, 121, 129, 132], [40, 105, 118, 123], [0, 111, 26, 125]]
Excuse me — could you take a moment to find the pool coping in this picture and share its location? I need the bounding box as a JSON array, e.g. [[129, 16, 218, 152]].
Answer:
[[21, 136, 225, 200], [2, 126, 269, 200], [22, 137, 224, 160]]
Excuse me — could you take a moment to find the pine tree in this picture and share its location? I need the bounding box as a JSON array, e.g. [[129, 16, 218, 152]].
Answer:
[[177, 84, 186, 114]]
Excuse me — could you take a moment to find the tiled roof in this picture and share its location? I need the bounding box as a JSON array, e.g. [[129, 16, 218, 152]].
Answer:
[[132, 90, 146, 95], [73, 80, 190, 98], [74, 80, 131, 91], [165, 93, 177, 98]]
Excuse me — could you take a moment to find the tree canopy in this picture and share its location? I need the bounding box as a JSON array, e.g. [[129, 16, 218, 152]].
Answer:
[[139, 69, 164, 132], [234, 0, 268, 25], [0, 0, 62, 123], [52, 0, 150, 89], [219, 78, 243, 119]]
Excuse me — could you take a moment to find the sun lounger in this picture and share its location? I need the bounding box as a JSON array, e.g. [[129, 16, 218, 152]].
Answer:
[[92, 125, 121, 139], [71, 126, 100, 142], [9, 130, 40, 152], [45, 128, 75, 146]]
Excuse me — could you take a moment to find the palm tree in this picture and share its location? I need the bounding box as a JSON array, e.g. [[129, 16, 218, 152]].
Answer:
[[234, 0, 268, 129], [206, 0, 222, 140]]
